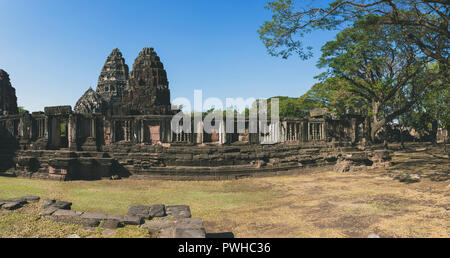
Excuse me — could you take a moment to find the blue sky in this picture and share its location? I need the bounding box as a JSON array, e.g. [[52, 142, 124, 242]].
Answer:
[[0, 0, 337, 112]]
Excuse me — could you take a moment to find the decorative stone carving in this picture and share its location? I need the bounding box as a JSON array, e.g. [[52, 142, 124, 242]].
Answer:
[[0, 69, 18, 115], [74, 88, 104, 114]]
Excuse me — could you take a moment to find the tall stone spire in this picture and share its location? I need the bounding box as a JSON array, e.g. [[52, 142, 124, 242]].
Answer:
[[0, 69, 18, 115], [96, 48, 129, 105], [121, 47, 171, 115]]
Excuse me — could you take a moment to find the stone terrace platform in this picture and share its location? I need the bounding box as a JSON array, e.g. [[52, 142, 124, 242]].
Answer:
[[3, 143, 391, 181]]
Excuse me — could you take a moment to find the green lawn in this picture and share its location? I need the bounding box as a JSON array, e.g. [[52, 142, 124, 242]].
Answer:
[[0, 145, 449, 238]]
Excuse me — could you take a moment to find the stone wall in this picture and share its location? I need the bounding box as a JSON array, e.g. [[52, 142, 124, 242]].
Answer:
[[10, 143, 391, 181]]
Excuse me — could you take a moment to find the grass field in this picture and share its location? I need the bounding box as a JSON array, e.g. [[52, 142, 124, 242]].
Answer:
[[0, 144, 449, 238]]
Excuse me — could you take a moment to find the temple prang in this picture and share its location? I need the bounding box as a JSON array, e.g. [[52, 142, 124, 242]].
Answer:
[[0, 69, 18, 116], [0, 47, 392, 181]]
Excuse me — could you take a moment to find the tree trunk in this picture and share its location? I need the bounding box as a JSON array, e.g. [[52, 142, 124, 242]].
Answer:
[[431, 120, 438, 146]]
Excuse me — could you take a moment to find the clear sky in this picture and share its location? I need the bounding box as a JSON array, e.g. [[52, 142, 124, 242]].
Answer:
[[0, 0, 337, 112]]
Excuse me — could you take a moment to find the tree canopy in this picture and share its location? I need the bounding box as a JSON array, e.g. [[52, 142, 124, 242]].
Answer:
[[259, 0, 449, 65]]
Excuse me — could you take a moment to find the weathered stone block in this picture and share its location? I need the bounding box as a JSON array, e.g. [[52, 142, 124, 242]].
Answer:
[[81, 212, 108, 220], [174, 218, 204, 229], [40, 206, 59, 216], [80, 218, 101, 227], [150, 204, 166, 218], [52, 209, 82, 217], [174, 228, 206, 238], [102, 219, 121, 229], [123, 215, 143, 225], [140, 217, 172, 233], [2, 201, 22, 210], [158, 227, 174, 238], [127, 205, 150, 220], [42, 199, 56, 209], [22, 196, 40, 202], [166, 205, 191, 218], [51, 201, 72, 210], [5, 197, 28, 205]]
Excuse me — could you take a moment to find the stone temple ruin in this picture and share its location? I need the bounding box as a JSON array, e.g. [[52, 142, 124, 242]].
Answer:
[[0, 47, 391, 181]]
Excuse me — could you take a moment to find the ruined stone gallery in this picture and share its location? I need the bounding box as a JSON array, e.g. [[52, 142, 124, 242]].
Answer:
[[0, 48, 390, 181]]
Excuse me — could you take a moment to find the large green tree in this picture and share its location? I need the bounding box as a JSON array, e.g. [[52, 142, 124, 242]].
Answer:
[[317, 18, 436, 141], [258, 0, 449, 65], [401, 63, 449, 143]]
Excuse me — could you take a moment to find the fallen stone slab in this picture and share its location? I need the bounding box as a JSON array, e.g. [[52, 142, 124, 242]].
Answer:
[[0, 201, 5, 208], [5, 198, 28, 205], [102, 219, 121, 229], [79, 218, 101, 227], [158, 227, 174, 238], [67, 234, 81, 238], [81, 212, 108, 221], [2, 201, 23, 210], [123, 215, 144, 225], [127, 206, 150, 220], [394, 174, 421, 183], [40, 206, 59, 216], [166, 205, 191, 218], [150, 204, 166, 218], [140, 217, 172, 233], [42, 199, 56, 209], [52, 210, 98, 226], [174, 218, 204, 229], [174, 228, 206, 238], [22, 196, 40, 202], [53, 209, 83, 217], [106, 214, 124, 222], [51, 201, 72, 210]]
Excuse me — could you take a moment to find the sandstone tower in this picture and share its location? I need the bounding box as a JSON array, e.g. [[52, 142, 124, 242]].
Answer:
[[75, 47, 172, 116], [120, 47, 172, 115], [96, 48, 129, 105], [0, 69, 18, 115]]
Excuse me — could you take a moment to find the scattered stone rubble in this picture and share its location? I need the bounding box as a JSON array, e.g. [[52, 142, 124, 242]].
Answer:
[[0, 195, 206, 238], [334, 150, 392, 173], [393, 173, 421, 183]]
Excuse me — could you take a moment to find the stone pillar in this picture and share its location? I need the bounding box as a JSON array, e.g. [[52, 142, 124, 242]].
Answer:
[[196, 120, 203, 144], [168, 119, 173, 143], [68, 114, 77, 151], [140, 120, 144, 143], [351, 118, 357, 144], [44, 117, 49, 140], [281, 121, 287, 143], [91, 118, 96, 138], [308, 122, 311, 142], [110, 120, 115, 143], [294, 123, 298, 141], [219, 119, 226, 144]]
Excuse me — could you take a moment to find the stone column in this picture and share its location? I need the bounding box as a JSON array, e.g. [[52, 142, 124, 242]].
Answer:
[[294, 123, 298, 141], [68, 114, 77, 151], [44, 117, 49, 140], [196, 120, 203, 144], [91, 117, 96, 138], [351, 118, 357, 144], [168, 119, 173, 143], [219, 119, 225, 144], [140, 120, 145, 143], [110, 120, 115, 143]]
